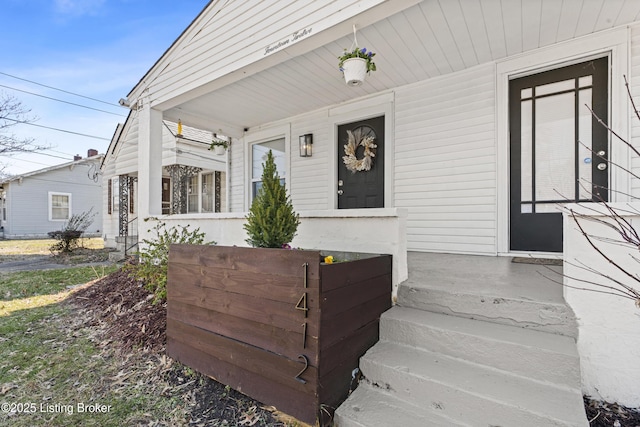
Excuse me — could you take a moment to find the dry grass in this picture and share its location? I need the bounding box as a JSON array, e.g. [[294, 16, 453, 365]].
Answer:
[[0, 267, 192, 426], [0, 238, 105, 263]]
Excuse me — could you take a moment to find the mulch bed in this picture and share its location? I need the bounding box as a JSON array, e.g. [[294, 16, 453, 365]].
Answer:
[[69, 268, 296, 426], [585, 397, 640, 427]]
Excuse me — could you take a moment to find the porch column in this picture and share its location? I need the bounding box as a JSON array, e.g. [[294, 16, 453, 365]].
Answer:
[[137, 97, 163, 219], [118, 174, 129, 236]]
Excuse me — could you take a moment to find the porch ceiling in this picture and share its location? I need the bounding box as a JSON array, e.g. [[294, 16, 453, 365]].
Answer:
[[165, 0, 640, 137]]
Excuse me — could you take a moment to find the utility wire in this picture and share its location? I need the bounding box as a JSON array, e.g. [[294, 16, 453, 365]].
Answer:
[[3, 156, 50, 167], [3, 117, 110, 141], [45, 148, 76, 157], [0, 143, 71, 161], [21, 150, 73, 161], [0, 84, 125, 117], [0, 71, 120, 107]]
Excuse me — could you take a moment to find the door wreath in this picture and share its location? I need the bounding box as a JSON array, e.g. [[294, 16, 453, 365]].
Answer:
[[342, 128, 377, 173]]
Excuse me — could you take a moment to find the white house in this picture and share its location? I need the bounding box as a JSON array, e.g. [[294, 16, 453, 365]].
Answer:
[[0, 150, 103, 239], [101, 111, 227, 251], [117, 1, 640, 425]]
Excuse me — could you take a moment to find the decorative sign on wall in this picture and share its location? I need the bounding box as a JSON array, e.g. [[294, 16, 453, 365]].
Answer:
[[264, 27, 313, 57]]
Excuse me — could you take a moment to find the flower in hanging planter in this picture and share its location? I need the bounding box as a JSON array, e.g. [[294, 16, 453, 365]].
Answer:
[[338, 47, 376, 73], [208, 137, 229, 151]]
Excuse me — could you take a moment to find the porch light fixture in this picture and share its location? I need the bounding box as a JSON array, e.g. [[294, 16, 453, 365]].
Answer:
[[299, 134, 313, 157]]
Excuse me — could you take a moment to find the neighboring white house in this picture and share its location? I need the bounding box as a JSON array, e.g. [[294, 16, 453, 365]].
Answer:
[[101, 111, 227, 249], [0, 150, 103, 239], [115, 0, 640, 419]]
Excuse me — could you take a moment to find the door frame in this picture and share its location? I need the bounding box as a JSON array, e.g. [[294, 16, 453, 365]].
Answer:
[[327, 92, 395, 209], [496, 27, 629, 255]]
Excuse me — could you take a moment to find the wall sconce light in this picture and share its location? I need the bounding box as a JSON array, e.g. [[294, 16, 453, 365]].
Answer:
[[299, 134, 313, 157]]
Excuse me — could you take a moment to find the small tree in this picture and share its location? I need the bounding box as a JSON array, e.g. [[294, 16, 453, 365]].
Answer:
[[552, 75, 640, 308], [244, 150, 300, 248], [48, 208, 97, 253]]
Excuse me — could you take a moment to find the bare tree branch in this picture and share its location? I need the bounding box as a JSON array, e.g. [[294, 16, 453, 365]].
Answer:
[[0, 91, 50, 176]]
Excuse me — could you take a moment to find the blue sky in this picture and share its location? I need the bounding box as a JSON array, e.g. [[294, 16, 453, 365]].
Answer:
[[0, 0, 210, 176]]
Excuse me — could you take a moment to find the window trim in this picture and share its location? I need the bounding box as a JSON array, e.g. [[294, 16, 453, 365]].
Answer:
[[48, 192, 72, 222], [244, 124, 290, 210], [201, 172, 215, 213], [187, 175, 200, 213]]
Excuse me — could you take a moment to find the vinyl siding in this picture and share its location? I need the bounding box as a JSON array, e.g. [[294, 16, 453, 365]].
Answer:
[[229, 137, 245, 212], [629, 24, 640, 198], [113, 111, 140, 176], [227, 64, 496, 253], [394, 63, 496, 254], [102, 159, 118, 246], [146, 0, 385, 106], [4, 163, 103, 238], [290, 111, 330, 210]]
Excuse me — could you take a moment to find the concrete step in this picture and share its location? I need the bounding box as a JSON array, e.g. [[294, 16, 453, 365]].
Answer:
[[381, 306, 581, 388], [359, 340, 587, 427], [334, 382, 470, 427], [397, 280, 578, 338]]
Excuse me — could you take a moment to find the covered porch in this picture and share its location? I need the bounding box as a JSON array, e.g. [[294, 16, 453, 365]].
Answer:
[[117, 0, 640, 423]]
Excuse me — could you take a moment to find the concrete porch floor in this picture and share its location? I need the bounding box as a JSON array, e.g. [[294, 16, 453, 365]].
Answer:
[[406, 251, 565, 305]]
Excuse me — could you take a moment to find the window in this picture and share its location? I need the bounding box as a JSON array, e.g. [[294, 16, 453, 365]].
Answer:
[[49, 192, 71, 221], [187, 175, 199, 213], [251, 138, 285, 199], [202, 173, 214, 213]]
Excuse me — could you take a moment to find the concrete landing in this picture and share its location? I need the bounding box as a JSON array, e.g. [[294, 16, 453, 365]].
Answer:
[[405, 252, 565, 304]]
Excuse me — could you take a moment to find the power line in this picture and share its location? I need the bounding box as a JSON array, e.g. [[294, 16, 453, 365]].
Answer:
[[22, 150, 72, 161], [0, 84, 125, 117], [0, 143, 70, 161], [3, 117, 111, 141], [2, 156, 51, 167], [0, 71, 120, 107], [46, 148, 76, 157]]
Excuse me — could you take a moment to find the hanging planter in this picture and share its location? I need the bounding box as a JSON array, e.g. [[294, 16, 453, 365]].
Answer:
[[341, 57, 368, 86], [338, 25, 376, 87], [208, 137, 229, 155]]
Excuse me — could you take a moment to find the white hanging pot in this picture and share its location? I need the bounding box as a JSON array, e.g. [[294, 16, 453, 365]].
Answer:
[[213, 145, 226, 155], [342, 57, 368, 86]]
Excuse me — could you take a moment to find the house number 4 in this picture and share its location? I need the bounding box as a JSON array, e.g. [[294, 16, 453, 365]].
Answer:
[[294, 263, 309, 384]]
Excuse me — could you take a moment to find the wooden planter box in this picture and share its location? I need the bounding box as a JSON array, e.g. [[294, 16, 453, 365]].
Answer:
[[166, 245, 392, 425]]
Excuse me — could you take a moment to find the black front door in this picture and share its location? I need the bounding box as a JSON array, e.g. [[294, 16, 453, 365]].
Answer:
[[337, 116, 385, 209], [509, 57, 608, 252]]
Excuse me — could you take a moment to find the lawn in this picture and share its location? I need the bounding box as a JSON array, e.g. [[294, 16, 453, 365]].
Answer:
[[0, 237, 104, 256], [0, 266, 194, 426]]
